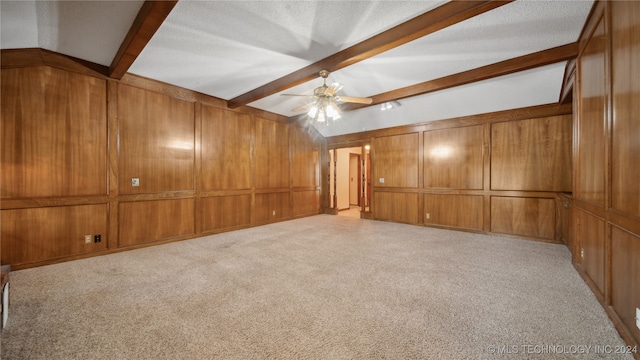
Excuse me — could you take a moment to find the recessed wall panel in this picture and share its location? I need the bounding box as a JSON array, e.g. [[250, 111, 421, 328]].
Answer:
[[119, 198, 195, 247], [118, 85, 195, 194], [373, 133, 419, 188], [491, 115, 572, 192], [425, 194, 483, 230], [1, 204, 108, 266], [201, 106, 251, 191], [1, 67, 107, 198], [490, 197, 555, 240], [255, 117, 289, 189], [374, 192, 419, 224], [424, 126, 483, 190], [201, 195, 251, 232]]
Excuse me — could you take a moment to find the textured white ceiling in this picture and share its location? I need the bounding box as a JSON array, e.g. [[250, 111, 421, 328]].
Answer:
[[1, 0, 594, 137]]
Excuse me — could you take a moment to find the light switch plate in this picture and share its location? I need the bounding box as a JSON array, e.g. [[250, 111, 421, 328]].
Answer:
[[131, 178, 140, 187], [379, 177, 385, 183]]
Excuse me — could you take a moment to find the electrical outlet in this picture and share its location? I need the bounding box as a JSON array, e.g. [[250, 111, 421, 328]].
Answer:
[[426, 213, 430, 220], [94, 234, 101, 243], [272, 210, 276, 216], [131, 178, 140, 187], [580, 248, 584, 259], [636, 308, 640, 330], [379, 177, 385, 184], [84, 235, 92, 244]]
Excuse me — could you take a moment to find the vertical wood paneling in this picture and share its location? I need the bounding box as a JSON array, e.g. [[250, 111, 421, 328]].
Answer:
[[200, 106, 252, 190], [491, 115, 572, 191], [490, 197, 556, 240], [576, 17, 607, 206], [201, 195, 251, 232], [576, 209, 606, 296], [293, 190, 319, 217], [373, 133, 419, 188], [1, 67, 107, 198], [611, 226, 640, 343], [374, 192, 419, 224], [423, 126, 483, 189], [291, 127, 319, 188], [1, 205, 108, 266], [424, 194, 483, 230], [119, 198, 195, 247], [611, 0, 640, 218], [255, 117, 289, 189], [118, 85, 195, 194], [255, 192, 291, 222]]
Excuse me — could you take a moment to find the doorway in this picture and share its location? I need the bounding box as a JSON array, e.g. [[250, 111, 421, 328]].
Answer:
[[329, 146, 370, 218]]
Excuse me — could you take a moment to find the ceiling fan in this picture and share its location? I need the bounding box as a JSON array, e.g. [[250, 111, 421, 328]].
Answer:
[[282, 70, 372, 123]]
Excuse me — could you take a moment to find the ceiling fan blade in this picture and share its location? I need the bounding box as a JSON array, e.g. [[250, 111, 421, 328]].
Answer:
[[337, 96, 373, 105], [292, 102, 313, 112], [281, 94, 312, 97]]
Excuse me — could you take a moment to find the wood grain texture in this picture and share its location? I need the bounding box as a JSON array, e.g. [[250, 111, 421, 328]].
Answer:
[[610, 0, 640, 218], [373, 133, 419, 188], [373, 191, 419, 224], [424, 194, 483, 230], [610, 226, 640, 344], [1, 205, 108, 266], [118, 85, 195, 194], [119, 198, 195, 247], [255, 192, 291, 222], [1, 67, 107, 198], [255, 117, 289, 189], [293, 190, 320, 217], [491, 115, 572, 192], [490, 197, 556, 240], [290, 126, 320, 188], [575, 17, 607, 206], [575, 209, 605, 296], [200, 195, 251, 232], [200, 106, 252, 191], [423, 125, 483, 189]]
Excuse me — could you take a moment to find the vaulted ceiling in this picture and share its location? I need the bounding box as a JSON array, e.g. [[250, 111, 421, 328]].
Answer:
[[1, 0, 593, 137]]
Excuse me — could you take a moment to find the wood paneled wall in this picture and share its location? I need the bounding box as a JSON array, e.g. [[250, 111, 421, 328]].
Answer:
[[573, 0, 640, 352], [330, 104, 572, 243], [0, 50, 323, 268]]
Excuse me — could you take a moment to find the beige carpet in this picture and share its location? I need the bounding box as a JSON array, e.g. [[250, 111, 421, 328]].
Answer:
[[1, 215, 633, 359]]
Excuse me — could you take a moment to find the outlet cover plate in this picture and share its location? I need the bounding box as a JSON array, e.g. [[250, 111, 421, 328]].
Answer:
[[131, 178, 140, 187], [636, 308, 640, 330]]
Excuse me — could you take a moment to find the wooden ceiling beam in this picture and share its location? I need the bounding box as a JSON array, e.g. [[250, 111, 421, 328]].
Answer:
[[227, 0, 513, 109], [109, 1, 178, 79], [343, 42, 579, 111]]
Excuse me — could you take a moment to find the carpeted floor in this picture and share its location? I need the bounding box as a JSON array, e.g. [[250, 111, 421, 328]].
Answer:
[[1, 215, 633, 359]]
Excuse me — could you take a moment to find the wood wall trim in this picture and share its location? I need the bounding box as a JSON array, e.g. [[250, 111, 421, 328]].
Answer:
[[227, 0, 513, 108], [559, 58, 576, 104], [1, 48, 109, 78], [109, 1, 178, 79]]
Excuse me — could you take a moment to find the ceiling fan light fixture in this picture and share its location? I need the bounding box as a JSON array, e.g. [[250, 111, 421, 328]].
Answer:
[[307, 104, 318, 118], [327, 102, 340, 119]]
